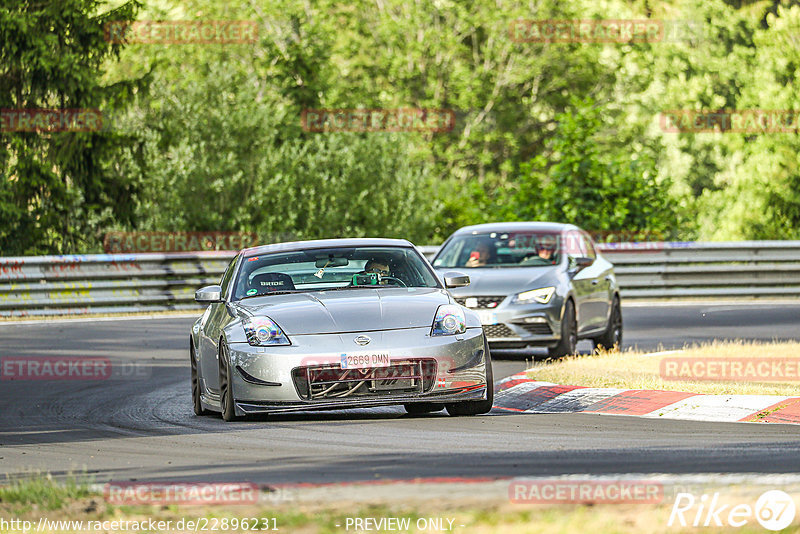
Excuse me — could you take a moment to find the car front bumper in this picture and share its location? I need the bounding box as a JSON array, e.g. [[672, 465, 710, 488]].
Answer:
[[467, 297, 565, 348], [202, 326, 488, 415]]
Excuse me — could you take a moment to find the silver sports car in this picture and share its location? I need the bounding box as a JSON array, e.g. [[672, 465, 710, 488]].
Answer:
[[191, 238, 492, 421], [432, 222, 622, 357]]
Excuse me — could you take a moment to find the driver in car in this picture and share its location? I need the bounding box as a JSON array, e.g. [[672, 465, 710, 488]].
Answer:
[[353, 259, 393, 285], [364, 259, 390, 277], [537, 235, 558, 264]]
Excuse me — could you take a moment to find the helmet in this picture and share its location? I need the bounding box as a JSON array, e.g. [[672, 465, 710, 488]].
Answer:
[[538, 235, 557, 252]]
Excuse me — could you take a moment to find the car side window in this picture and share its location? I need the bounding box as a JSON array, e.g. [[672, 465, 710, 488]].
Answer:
[[219, 255, 239, 296], [563, 231, 586, 258], [581, 232, 597, 259]]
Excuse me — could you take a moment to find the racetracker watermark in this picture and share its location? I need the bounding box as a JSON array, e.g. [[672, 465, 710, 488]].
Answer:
[[660, 109, 800, 133], [510, 19, 705, 43], [509, 479, 663, 504], [104, 20, 258, 44], [103, 231, 258, 253], [301, 108, 455, 133], [0, 109, 102, 132], [104, 482, 259, 505], [587, 229, 666, 243], [660, 357, 800, 382], [510, 19, 662, 43], [668, 490, 796, 530], [1, 517, 279, 531], [0, 357, 150, 381]]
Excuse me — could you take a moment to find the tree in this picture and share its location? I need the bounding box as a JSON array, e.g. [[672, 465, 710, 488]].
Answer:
[[0, 0, 144, 255], [109, 35, 440, 244], [510, 98, 679, 239], [692, 3, 800, 239]]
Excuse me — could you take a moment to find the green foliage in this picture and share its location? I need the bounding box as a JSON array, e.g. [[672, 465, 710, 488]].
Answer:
[[696, 3, 800, 240], [510, 98, 679, 238], [0, 473, 92, 511], [0, 0, 144, 255], [2, 0, 799, 253], [111, 53, 439, 244]]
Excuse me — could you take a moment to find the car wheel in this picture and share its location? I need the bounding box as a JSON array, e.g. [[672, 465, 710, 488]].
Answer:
[[218, 342, 241, 422], [593, 295, 622, 351], [404, 403, 444, 414], [191, 343, 210, 416], [548, 299, 577, 358], [445, 336, 494, 416]]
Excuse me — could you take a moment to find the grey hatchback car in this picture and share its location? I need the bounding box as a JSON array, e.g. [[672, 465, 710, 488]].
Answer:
[[432, 222, 622, 356]]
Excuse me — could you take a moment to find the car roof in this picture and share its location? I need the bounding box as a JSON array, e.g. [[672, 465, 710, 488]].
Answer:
[[450, 221, 580, 234], [242, 237, 415, 257]]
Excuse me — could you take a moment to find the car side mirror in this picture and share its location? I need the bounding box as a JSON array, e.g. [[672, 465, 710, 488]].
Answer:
[[568, 257, 594, 277], [195, 285, 223, 303], [443, 271, 470, 288]]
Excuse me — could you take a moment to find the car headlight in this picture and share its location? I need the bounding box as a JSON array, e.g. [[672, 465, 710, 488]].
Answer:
[[516, 287, 556, 304], [431, 305, 467, 336], [243, 317, 291, 346]]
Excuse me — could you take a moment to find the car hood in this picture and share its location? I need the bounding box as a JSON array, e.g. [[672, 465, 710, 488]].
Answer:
[[235, 288, 450, 334], [437, 266, 560, 297]]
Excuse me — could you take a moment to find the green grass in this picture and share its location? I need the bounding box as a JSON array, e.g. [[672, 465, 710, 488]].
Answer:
[[3, 475, 800, 533], [0, 473, 93, 511]]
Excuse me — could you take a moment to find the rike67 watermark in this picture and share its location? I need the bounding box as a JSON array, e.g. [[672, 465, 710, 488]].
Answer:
[[669, 490, 796, 530]]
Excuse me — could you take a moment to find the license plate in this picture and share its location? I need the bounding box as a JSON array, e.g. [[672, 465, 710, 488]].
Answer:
[[478, 311, 498, 325], [340, 353, 391, 369]]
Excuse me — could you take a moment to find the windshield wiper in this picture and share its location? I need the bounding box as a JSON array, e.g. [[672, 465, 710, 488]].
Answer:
[[239, 290, 299, 300], [316, 286, 373, 291]]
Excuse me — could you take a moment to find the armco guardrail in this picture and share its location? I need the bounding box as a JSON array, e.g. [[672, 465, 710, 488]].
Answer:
[[0, 252, 235, 317], [597, 240, 800, 299], [1, 241, 798, 317]]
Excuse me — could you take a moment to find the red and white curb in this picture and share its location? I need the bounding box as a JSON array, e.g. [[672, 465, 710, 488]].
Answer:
[[493, 373, 800, 424]]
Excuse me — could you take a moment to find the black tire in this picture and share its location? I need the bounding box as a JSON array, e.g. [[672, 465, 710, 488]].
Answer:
[[593, 295, 622, 351], [218, 342, 241, 422], [548, 299, 577, 358], [404, 403, 444, 414], [445, 336, 494, 416], [191, 343, 210, 416]]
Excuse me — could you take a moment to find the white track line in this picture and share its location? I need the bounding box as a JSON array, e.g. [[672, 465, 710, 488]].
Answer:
[[643, 395, 792, 422]]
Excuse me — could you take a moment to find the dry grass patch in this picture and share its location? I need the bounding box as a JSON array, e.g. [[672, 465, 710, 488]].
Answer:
[[526, 341, 800, 396]]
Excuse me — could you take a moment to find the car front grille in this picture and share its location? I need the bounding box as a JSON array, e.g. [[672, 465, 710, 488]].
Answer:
[[482, 323, 519, 339], [519, 323, 553, 336], [454, 296, 506, 309], [292, 359, 437, 401]]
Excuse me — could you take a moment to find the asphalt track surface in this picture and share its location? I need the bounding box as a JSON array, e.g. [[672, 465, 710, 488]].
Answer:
[[1, 302, 799, 485]]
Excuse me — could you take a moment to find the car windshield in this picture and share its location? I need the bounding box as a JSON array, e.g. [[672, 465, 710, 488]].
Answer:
[[232, 246, 440, 300], [433, 231, 564, 268]]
